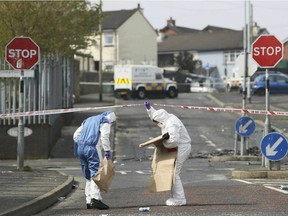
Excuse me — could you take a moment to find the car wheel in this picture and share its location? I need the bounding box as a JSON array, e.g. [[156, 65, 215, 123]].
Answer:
[[137, 88, 146, 99], [226, 84, 231, 92], [238, 87, 243, 94], [256, 88, 265, 96], [123, 92, 132, 100], [167, 87, 178, 98]]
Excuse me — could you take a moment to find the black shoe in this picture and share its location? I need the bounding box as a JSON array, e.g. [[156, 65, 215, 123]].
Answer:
[[90, 198, 109, 210], [86, 204, 92, 209]]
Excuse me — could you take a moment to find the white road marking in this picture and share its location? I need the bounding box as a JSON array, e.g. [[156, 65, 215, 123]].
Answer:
[[233, 179, 288, 194], [264, 185, 288, 194], [116, 171, 126, 175], [115, 170, 151, 175], [136, 170, 151, 174], [200, 134, 218, 149], [233, 179, 254, 184], [48, 167, 81, 171], [206, 140, 216, 147], [136, 170, 144, 174], [200, 134, 208, 139]]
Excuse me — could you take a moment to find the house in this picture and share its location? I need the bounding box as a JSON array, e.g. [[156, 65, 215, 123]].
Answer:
[[283, 37, 288, 60], [76, 4, 157, 73], [158, 17, 200, 38], [273, 37, 288, 74], [158, 18, 269, 80]]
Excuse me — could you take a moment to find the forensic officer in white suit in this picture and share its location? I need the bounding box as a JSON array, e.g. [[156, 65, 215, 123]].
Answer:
[[144, 101, 191, 206], [73, 111, 116, 210]]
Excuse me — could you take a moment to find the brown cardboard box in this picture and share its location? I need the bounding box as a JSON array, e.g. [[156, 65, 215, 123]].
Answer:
[[139, 134, 177, 192]]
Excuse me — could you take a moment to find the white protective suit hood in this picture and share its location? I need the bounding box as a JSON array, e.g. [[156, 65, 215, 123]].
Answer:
[[106, 112, 116, 124], [147, 106, 191, 147], [151, 109, 172, 127], [148, 106, 171, 123]]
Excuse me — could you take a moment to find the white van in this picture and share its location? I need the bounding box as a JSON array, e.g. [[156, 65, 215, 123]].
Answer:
[[114, 65, 178, 99]]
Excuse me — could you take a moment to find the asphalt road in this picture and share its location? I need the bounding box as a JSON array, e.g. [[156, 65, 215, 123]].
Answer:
[[34, 92, 288, 216]]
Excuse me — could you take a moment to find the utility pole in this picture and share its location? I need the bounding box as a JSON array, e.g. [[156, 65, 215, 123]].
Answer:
[[98, 0, 103, 102], [241, 0, 250, 155], [247, 1, 252, 104]]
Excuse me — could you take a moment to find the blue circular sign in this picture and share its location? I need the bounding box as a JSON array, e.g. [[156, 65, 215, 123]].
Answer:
[[261, 132, 288, 161], [205, 63, 210, 70], [235, 116, 256, 137]]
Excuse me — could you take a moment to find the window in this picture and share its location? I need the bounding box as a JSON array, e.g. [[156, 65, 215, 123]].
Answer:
[[104, 61, 113, 72], [104, 32, 114, 46], [224, 50, 241, 64], [275, 75, 288, 83], [94, 61, 99, 71], [156, 74, 162, 79], [158, 54, 174, 67]]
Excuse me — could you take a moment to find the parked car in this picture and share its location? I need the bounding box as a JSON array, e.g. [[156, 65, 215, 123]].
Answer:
[[239, 70, 283, 93], [252, 73, 288, 96], [190, 76, 226, 93]]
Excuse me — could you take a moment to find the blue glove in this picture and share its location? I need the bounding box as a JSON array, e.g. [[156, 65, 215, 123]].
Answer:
[[144, 101, 151, 110], [105, 151, 111, 160]]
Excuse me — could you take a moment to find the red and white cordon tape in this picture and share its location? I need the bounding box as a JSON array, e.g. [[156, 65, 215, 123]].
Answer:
[[0, 104, 143, 119], [154, 104, 288, 116], [1, 103, 288, 119]]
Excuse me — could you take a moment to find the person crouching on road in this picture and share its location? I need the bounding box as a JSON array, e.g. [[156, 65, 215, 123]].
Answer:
[[144, 101, 191, 206], [73, 111, 116, 210]]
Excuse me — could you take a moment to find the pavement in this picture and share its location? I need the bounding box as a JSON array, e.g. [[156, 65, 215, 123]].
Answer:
[[1, 91, 288, 216]]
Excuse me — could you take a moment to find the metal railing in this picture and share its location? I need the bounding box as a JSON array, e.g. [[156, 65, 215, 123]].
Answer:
[[0, 55, 74, 125]]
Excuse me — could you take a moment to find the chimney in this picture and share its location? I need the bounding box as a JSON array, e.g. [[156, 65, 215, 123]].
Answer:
[[137, 3, 143, 13], [167, 17, 175, 26], [252, 22, 260, 37]]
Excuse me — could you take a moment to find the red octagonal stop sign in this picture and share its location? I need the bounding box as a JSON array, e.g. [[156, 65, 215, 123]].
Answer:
[[5, 37, 40, 70], [252, 35, 283, 68]]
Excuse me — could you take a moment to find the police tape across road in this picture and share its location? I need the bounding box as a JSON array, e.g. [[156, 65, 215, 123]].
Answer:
[[0, 104, 142, 119], [154, 104, 288, 116], [1, 103, 288, 119]]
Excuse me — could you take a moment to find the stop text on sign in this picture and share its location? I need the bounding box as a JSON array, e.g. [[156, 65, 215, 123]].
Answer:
[[8, 49, 38, 59], [253, 46, 282, 56]]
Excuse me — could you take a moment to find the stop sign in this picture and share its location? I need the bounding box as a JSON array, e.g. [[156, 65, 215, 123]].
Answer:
[[5, 37, 40, 70], [252, 35, 283, 68]]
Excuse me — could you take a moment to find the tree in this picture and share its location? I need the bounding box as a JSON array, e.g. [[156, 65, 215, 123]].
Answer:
[[175, 51, 200, 73], [0, 1, 102, 56]]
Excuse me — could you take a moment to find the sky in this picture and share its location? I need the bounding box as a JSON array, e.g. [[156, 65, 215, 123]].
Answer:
[[92, 0, 288, 42]]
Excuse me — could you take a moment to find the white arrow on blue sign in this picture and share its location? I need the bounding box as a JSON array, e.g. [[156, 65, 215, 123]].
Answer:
[[261, 132, 288, 161], [235, 116, 256, 137]]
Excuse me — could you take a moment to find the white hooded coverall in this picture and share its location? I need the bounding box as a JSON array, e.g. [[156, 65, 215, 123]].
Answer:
[[73, 111, 116, 204], [147, 106, 191, 206]]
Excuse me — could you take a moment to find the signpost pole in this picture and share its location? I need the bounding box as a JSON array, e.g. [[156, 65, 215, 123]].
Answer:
[[17, 70, 24, 169], [264, 68, 271, 169], [5, 36, 40, 170], [251, 34, 283, 170]]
